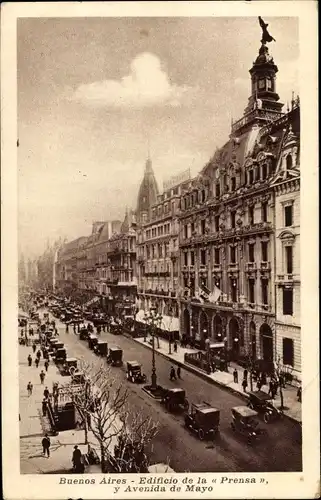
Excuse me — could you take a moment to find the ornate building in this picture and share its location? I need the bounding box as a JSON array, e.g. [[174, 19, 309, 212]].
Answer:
[[136, 171, 191, 330], [178, 40, 300, 376]]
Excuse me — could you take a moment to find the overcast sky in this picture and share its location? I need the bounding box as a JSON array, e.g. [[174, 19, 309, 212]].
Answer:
[[18, 16, 299, 258]]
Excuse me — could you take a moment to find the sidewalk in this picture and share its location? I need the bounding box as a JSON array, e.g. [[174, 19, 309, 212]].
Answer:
[[131, 335, 302, 424]]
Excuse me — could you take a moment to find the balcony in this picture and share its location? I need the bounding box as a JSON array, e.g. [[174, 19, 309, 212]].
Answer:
[[245, 262, 257, 272], [170, 251, 179, 260], [212, 263, 221, 271], [260, 261, 271, 271]]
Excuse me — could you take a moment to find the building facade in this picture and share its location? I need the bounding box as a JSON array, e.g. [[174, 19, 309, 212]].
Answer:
[[178, 42, 301, 376]]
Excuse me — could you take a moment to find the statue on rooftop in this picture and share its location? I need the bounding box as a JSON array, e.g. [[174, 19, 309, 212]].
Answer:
[[258, 16, 276, 44]]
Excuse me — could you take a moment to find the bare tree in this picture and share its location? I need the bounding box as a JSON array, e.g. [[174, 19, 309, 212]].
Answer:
[[113, 408, 159, 472], [274, 355, 287, 410], [63, 360, 129, 471]]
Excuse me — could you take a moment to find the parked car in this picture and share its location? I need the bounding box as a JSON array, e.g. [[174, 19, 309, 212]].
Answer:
[[94, 340, 108, 356], [248, 391, 283, 423], [60, 357, 78, 376], [230, 406, 266, 445], [88, 334, 98, 350], [161, 388, 189, 413], [107, 346, 123, 366], [184, 402, 220, 440], [55, 347, 67, 364], [126, 361, 147, 383]]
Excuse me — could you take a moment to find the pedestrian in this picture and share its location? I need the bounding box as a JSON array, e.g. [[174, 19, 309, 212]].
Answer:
[[177, 366, 181, 379], [27, 381, 33, 396], [297, 386, 302, 403], [44, 359, 49, 372], [261, 371, 267, 386], [32, 343, 37, 353], [36, 349, 41, 360], [35, 357, 39, 368], [73, 324, 76, 333], [72, 445, 83, 472], [170, 366, 176, 381], [42, 398, 47, 416], [256, 377, 262, 390], [268, 380, 273, 397], [279, 373, 285, 389], [27, 354, 32, 367], [44, 386, 50, 399], [40, 370, 45, 384], [102, 324, 106, 332], [66, 323, 69, 333], [242, 378, 248, 393], [173, 341, 178, 353], [42, 434, 51, 457], [243, 368, 248, 381], [233, 368, 238, 384]]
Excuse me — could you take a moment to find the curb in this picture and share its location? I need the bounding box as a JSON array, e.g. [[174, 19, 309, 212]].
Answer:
[[128, 336, 301, 426]]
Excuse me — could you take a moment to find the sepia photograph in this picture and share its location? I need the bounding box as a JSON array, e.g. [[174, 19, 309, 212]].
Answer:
[[1, 1, 319, 499]]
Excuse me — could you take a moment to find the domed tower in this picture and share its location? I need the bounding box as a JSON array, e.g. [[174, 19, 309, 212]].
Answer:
[[136, 157, 159, 225]]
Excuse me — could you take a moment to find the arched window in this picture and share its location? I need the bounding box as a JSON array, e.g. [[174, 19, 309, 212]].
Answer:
[[286, 154, 293, 170]]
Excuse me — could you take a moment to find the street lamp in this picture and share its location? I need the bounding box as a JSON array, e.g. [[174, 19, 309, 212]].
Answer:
[[144, 307, 162, 391]]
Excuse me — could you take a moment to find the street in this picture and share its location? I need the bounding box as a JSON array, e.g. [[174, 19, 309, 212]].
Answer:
[[49, 314, 302, 473]]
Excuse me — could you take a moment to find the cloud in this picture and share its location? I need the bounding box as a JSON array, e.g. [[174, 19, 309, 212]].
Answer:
[[71, 52, 193, 108]]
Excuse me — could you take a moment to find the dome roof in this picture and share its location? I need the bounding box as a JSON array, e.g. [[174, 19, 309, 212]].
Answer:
[[136, 158, 159, 218]]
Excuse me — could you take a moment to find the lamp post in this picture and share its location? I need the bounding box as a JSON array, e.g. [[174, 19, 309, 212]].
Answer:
[[145, 307, 162, 391]]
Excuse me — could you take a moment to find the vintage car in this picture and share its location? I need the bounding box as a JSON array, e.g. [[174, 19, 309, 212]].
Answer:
[[126, 361, 147, 384], [52, 341, 64, 353], [161, 388, 189, 413], [107, 346, 123, 366], [55, 347, 67, 363], [48, 339, 60, 353], [88, 334, 98, 350], [230, 406, 266, 444], [184, 402, 220, 440], [60, 357, 78, 375], [109, 322, 122, 335], [79, 327, 89, 340], [94, 340, 108, 356], [248, 391, 283, 423]]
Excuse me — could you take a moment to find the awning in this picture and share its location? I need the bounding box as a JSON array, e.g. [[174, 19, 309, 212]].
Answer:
[[135, 310, 146, 323], [18, 310, 29, 319], [159, 315, 179, 332]]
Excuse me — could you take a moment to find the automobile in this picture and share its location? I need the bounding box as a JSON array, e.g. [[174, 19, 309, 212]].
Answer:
[[88, 334, 98, 350], [52, 341, 64, 352], [230, 406, 266, 445], [126, 361, 147, 383], [107, 346, 123, 366], [248, 391, 283, 423], [110, 322, 122, 335], [161, 388, 189, 413], [61, 357, 78, 375], [55, 347, 67, 363], [184, 402, 220, 440], [48, 339, 60, 353], [79, 327, 89, 340], [94, 340, 108, 356]]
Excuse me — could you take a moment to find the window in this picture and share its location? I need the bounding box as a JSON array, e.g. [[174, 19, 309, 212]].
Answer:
[[200, 249, 206, 266], [159, 244, 163, 258], [184, 225, 188, 239], [184, 253, 188, 266], [261, 241, 268, 262], [244, 171, 247, 184], [283, 338, 294, 366], [201, 190, 206, 203], [261, 279, 268, 305], [248, 279, 255, 304], [261, 202, 268, 222], [248, 243, 255, 262], [215, 183, 220, 198], [214, 248, 220, 265], [249, 170, 254, 184], [201, 219, 206, 234], [249, 205, 254, 225], [231, 210, 236, 229], [283, 288, 293, 315], [215, 215, 220, 232], [191, 222, 195, 235], [214, 277, 221, 290], [230, 246, 236, 263], [285, 246, 293, 274], [256, 167, 260, 181], [231, 279, 237, 302], [190, 251, 195, 266], [286, 155, 293, 170], [231, 177, 236, 191], [262, 164, 268, 180], [284, 205, 293, 227]]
